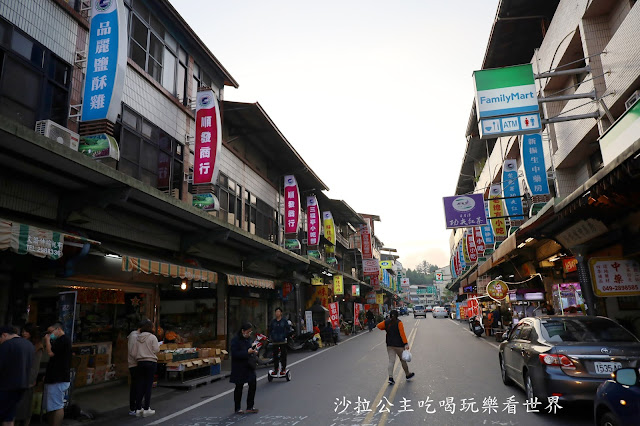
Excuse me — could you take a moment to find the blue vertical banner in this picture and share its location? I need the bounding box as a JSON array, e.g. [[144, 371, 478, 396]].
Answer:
[[458, 240, 466, 270], [502, 159, 524, 220], [482, 202, 495, 246], [521, 133, 550, 195], [450, 255, 456, 279], [82, 0, 127, 123]]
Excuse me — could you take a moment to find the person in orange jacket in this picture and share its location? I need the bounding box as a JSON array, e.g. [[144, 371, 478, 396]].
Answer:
[[377, 310, 415, 385]]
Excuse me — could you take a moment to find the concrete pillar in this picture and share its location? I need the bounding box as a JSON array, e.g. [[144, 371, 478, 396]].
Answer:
[[217, 275, 228, 342]]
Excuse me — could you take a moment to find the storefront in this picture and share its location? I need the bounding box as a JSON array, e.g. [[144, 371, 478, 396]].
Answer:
[[226, 274, 277, 338]]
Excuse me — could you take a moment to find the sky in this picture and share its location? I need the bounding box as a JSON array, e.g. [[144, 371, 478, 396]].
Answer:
[[169, 0, 500, 270]]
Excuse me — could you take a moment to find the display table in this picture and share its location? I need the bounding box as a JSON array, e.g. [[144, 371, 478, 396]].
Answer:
[[157, 357, 225, 389]]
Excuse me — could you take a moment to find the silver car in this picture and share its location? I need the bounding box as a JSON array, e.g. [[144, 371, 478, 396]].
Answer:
[[432, 307, 448, 318], [413, 305, 427, 318]]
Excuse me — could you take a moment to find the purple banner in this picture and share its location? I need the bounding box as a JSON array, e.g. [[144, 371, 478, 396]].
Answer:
[[443, 194, 487, 229]]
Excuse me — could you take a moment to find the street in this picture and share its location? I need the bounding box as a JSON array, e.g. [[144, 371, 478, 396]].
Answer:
[[92, 317, 594, 426]]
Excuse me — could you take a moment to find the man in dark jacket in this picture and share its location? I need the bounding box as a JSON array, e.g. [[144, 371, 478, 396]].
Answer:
[[268, 307, 291, 375], [0, 325, 34, 424], [366, 310, 375, 332], [230, 323, 258, 414]]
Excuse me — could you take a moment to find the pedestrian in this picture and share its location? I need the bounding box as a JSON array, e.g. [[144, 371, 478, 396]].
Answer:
[[268, 307, 291, 375], [491, 306, 501, 331], [14, 324, 44, 426], [376, 310, 415, 385], [43, 323, 71, 426], [230, 323, 259, 415], [0, 325, 34, 426], [132, 319, 159, 417], [126, 322, 141, 416], [366, 310, 375, 332]]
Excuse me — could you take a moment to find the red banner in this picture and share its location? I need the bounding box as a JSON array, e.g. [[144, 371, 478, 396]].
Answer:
[[306, 196, 320, 246], [473, 227, 485, 257], [454, 249, 460, 276], [194, 89, 221, 185], [466, 232, 478, 262], [360, 224, 373, 259], [329, 302, 340, 328], [282, 282, 293, 299], [284, 175, 300, 234], [354, 303, 362, 326]]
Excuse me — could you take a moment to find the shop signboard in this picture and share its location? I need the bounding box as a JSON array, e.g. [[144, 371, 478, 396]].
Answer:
[[192, 193, 220, 211], [521, 133, 550, 195], [487, 279, 509, 301], [360, 223, 373, 259], [489, 185, 508, 237], [81, 0, 127, 123], [479, 112, 542, 139], [282, 282, 293, 299], [458, 240, 466, 270], [79, 133, 120, 160], [352, 284, 360, 296], [562, 257, 578, 273], [589, 257, 640, 297], [307, 250, 321, 259], [311, 276, 324, 286], [194, 89, 222, 185], [462, 232, 471, 263], [323, 211, 336, 245], [284, 175, 300, 234], [442, 194, 488, 229], [366, 291, 377, 304], [305, 311, 313, 333], [58, 291, 77, 342], [363, 258, 379, 276], [333, 275, 344, 295], [466, 232, 478, 263], [380, 260, 393, 269], [0, 221, 65, 260], [435, 273, 442, 282], [306, 196, 320, 247], [376, 293, 384, 305], [455, 302, 461, 320], [599, 97, 640, 167], [502, 159, 524, 220], [329, 302, 340, 328], [354, 303, 362, 326], [451, 253, 457, 279], [473, 227, 485, 256], [482, 202, 496, 246], [401, 277, 410, 286], [473, 64, 538, 119], [285, 239, 301, 251]]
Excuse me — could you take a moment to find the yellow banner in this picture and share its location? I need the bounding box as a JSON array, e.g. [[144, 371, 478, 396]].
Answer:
[[333, 275, 344, 295], [311, 276, 324, 286], [489, 185, 508, 237], [462, 231, 470, 263], [379, 260, 393, 269], [323, 211, 336, 245], [376, 293, 384, 305]]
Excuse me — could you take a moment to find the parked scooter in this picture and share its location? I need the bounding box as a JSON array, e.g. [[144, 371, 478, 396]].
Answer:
[[471, 318, 484, 337], [287, 330, 319, 351], [252, 333, 273, 366]]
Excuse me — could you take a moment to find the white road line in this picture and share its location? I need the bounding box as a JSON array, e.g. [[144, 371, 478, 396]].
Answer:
[[146, 332, 366, 425], [448, 318, 500, 349]]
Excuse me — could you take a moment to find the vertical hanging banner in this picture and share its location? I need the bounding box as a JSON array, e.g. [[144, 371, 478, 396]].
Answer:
[[502, 159, 524, 220], [466, 231, 478, 263], [329, 302, 340, 328], [306, 195, 320, 247], [376, 293, 384, 305], [194, 89, 222, 185], [489, 185, 508, 237], [333, 275, 344, 295], [323, 211, 337, 263], [360, 223, 373, 259], [450, 255, 457, 279], [284, 175, 300, 250], [473, 227, 485, 257], [352, 284, 360, 296], [81, 0, 127, 123], [462, 232, 471, 263], [354, 303, 362, 326], [521, 133, 550, 195], [482, 202, 496, 247], [458, 240, 466, 270]]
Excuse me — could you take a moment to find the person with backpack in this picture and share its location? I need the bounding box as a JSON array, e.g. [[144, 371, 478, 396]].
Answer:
[[376, 310, 415, 385]]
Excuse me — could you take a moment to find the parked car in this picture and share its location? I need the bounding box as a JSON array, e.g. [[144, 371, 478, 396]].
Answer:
[[498, 316, 640, 403], [426, 306, 433, 312], [407, 307, 414, 314], [432, 307, 448, 318], [594, 367, 640, 426], [413, 305, 427, 318], [398, 306, 408, 316]]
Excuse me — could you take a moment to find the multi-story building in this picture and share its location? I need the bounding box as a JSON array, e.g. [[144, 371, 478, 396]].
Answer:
[[448, 0, 640, 336]]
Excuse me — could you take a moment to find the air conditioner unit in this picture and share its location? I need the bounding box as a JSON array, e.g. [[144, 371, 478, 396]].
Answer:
[[625, 90, 640, 111], [184, 172, 193, 183], [35, 120, 79, 151]]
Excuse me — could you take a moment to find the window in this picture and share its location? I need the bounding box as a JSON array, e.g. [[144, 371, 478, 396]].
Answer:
[[589, 149, 604, 176], [540, 318, 638, 342], [216, 173, 242, 227], [119, 105, 183, 195], [0, 18, 70, 128]]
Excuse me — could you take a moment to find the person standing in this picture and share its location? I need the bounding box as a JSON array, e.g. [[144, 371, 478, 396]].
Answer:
[[132, 320, 159, 417], [268, 308, 291, 375], [43, 323, 71, 426], [229, 323, 259, 414], [15, 324, 44, 426], [376, 310, 415, 385], [126, 323, 141, 416], [0, 325, 34, 426], [366, 310, 375, 332]]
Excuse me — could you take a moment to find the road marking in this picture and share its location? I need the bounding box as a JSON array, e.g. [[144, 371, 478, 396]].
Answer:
[[361, 324, 418, 426], [146, 332, 366, 425], [449, 318, 501, 349]]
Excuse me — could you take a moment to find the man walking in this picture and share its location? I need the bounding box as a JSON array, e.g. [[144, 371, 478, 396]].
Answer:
[[43, 323, 71, 426], [366, 310, 375, 332], [0, 325, 34, 426], [268, 308, 291, 375]]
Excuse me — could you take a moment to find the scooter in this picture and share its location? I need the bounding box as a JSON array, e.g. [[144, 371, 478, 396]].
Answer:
[[287, 331, 319, 351], [252, 333, 273, 366], [471, 319, 484, 337]]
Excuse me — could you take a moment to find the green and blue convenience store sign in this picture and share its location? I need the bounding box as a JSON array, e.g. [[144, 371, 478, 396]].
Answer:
[[474, 64, 538, 119]]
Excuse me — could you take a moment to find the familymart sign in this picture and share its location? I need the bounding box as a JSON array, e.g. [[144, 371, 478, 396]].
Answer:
[[474, 64, 538, 119]]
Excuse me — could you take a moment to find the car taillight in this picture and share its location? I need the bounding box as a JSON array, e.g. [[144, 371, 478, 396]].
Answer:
[[539, 354, 576, 370]]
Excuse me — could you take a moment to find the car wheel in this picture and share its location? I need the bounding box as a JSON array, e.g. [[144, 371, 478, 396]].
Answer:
[[524, 371, 540, 403], [599, 411, 620, 426], [500, 355, 513, 386]]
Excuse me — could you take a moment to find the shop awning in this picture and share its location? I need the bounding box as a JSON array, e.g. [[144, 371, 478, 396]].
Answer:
[[492, 233, 517, 265], [122, 255, 218, 284], [0, 218, 101, 260], [227, 274, 275, 289], [478, 257, 493, 276]]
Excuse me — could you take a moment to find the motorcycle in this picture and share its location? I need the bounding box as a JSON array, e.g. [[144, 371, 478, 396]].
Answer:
[[287, 330, 319, 351], [252, 333, 273, 366], [471, 319, 484, 337]]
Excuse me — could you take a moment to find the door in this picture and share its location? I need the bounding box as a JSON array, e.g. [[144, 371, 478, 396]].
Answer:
[[503, 323, 525, 386]]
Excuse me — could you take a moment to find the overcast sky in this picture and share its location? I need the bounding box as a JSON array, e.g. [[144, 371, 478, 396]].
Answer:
[[170, 0, 500, 270]]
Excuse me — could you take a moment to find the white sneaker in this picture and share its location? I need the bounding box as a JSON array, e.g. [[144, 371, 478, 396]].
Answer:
[[142, 408, 156, 417], [136, 409, 144, 416]]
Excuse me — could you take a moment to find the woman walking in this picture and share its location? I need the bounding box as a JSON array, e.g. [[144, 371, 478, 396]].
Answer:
[[14, 324, 44, 426], [230, 323, 259, 415], [132, 319, 159, 417], [377, 310, 415, 385]]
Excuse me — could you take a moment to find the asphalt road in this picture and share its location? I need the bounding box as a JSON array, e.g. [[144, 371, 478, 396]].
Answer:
[[100, 317, 594, 426]]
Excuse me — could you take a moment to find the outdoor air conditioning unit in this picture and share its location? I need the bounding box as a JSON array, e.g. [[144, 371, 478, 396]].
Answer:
[[625, 90, 640, 111], [35, 120, 79, 151]]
